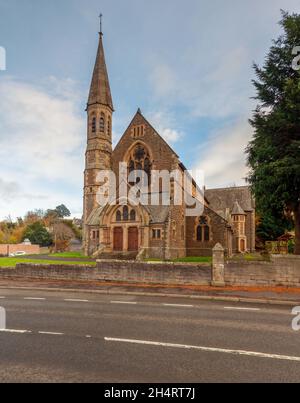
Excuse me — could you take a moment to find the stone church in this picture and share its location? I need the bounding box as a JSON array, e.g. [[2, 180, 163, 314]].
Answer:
[[83, 31, 256, 259]]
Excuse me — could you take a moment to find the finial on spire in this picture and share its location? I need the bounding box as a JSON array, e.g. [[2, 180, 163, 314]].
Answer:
[[99, 13, 103, 35]]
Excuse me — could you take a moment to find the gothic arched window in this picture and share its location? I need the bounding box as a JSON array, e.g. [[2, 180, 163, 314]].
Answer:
[[92, 117, 96, 133], [196, 216, 211, 242], [204, 225, 210, 242], [116, 210, 122, 222], [123, 206, 129, 221], [129, 160, 135, 173], [144, 158, 151, 177], [197, 225, 202, 242], [130, 210, 136, 222], [127, 144, 152, 186], [107, 117, 111, 136], [100, 114, 105, 133]]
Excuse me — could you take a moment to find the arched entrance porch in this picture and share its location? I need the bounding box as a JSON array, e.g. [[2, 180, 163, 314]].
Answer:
[[99, 201, 150, 255]]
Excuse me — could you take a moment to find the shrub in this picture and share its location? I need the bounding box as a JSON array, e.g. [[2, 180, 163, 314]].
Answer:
[[288, 240, 295, 254]]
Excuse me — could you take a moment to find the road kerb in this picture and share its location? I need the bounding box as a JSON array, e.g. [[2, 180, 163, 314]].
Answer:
[[0, 285, 299, 307]]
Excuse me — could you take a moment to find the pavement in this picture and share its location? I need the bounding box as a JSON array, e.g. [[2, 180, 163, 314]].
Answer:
[[0, 288, 300, 382]]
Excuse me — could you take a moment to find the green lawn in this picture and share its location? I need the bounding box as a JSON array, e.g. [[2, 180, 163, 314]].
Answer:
[[50, 252, 89, 259], [230, 253, 270, 262], [0, 258, 96, 268]]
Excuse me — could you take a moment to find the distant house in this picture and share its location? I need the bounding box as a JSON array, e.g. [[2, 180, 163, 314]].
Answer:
[[72, 218, 83, 229]]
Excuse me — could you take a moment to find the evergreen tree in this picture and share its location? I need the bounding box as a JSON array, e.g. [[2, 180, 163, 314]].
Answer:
[[247, 11, 300, 254], [55, 204, 71, 218], [23, 222, 53, 247]]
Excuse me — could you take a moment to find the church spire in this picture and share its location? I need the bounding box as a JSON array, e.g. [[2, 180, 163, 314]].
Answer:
[[87, 22, 114, 111]]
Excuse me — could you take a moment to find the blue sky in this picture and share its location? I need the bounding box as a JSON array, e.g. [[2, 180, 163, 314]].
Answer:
[[0, 0, 300, 219]]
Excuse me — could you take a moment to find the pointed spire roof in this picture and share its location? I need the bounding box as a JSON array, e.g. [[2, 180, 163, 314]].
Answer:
[[87, 33, 114, 110], [232, 200, 246, 215]]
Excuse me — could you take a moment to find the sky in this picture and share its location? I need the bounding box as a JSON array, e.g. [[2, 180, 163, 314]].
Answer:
[[0, 0, 300, 219]]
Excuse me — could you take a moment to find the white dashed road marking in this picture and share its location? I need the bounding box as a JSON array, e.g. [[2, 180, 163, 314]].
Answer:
[[224, 307, 261, 312], [38, 331, 64, 336], [163, 304, 194, 308], [0, 329, 30, 334], [104, 337, 300, 363], [111, 301, 138, 305]]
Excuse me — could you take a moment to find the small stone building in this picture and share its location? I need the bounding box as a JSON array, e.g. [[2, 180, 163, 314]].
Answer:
[[83, 31, 255, 259]]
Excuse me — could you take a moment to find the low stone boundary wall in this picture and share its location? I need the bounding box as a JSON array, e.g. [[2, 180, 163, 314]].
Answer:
[[0, 247, 299, 288], [96, 260, 212, 286], [0, 264, 96, 281], [0, 262, 212, 286], [225, 255, 300, 287]]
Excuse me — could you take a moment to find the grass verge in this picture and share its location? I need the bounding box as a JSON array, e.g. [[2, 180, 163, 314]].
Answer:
[[229, 253, 270, 262], [0, 258, 96, 268], [50, 252, 89, 259]]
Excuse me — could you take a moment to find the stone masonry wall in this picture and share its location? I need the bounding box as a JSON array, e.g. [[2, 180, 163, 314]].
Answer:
[[96, 260, 212, 285], [186, 207, 228, 257], [0, 264, 96, 281], [0, 254, 300, 288], [225, 255, 300, 287], [0, 261, 212, 286]]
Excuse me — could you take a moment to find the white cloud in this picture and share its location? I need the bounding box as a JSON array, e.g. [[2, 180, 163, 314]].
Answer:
[[160, 128, 181, 143], [195, 118, 253, 188], [0, 178, 21, 203], [149, 46, 253, 119], [147, 110, 183, 144], [0, 76, 85, 219], [0, 178, 46, 203], [0, 77, 85, 182]]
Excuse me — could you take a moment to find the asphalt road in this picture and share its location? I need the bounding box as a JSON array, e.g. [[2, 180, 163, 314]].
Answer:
[[0, 289, 299, 383]]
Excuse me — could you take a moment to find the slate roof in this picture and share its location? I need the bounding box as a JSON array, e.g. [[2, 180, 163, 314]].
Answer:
[[232, 200, 246, 215], [86, 206, 104, 226], [205, 186, 255, 219], [145, 205, 170, 224]]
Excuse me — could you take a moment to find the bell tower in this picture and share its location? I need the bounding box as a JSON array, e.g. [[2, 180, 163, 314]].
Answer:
[[83, 23, 114, 253]]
